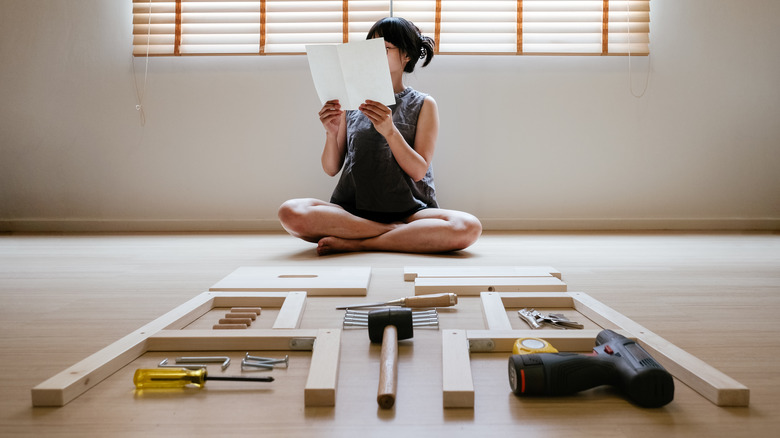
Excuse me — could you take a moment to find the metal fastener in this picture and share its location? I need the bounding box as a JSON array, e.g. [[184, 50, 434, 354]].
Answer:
[[176, 356, 231, 370], [245, 353, 289, 368]]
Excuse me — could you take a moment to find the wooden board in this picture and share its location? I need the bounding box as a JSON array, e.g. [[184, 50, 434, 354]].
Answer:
[[414, 276, 567, 296], [443, 292, 750, 408], [30, 292, 342, 408], [404, 265, 562, 281], [210, 266, 371, 296], [441, 330, 475, 408]]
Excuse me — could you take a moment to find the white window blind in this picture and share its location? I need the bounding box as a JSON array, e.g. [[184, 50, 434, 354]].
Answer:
[[132, 0, 649, 56]]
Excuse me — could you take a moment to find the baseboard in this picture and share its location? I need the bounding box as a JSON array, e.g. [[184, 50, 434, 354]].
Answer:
[[2, 217, 778, 233], [479, 218, 780, 231], [0, 219, 284, 233]]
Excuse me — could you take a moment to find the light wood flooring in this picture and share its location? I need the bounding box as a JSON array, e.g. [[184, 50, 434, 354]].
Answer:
[[1, 231, 778, 437]]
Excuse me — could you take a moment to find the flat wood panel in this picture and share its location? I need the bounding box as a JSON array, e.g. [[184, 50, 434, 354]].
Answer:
[[210, 266, 371, 296]]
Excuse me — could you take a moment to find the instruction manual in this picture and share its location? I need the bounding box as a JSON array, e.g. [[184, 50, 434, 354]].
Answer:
[[305, 38, 395, 111]]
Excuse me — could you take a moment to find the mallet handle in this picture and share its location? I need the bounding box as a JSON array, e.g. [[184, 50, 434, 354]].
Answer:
[[377, 325, 398, 409]]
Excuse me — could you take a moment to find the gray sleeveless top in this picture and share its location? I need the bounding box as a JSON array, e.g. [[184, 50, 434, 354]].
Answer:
[[330, 87, 438, 213]]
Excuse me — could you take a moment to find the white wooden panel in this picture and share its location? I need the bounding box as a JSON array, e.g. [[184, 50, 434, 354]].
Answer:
[[210, 266, 371, 296]]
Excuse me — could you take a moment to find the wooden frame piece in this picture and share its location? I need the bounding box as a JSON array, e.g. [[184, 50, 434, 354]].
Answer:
[[404, 266, 562, 281], [415, 277, 567, 295], [209, 266, 371, 296], [441, 292, 749, 408], [405, 266, 566, 296], [31, 292, 341, 408]]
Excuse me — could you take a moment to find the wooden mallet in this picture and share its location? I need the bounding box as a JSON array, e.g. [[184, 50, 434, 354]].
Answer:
[[367, 308, 415, 409]]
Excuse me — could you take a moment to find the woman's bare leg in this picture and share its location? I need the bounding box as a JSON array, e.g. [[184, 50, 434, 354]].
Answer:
[[317, 208, 482, 255], [278, 198, 399, 243]]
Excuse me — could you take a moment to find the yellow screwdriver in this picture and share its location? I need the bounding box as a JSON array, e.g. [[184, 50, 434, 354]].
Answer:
[[133, 368, 274, 389]]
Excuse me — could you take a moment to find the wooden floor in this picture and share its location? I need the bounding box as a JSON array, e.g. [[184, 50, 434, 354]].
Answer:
[[1, 231, 778, 437]]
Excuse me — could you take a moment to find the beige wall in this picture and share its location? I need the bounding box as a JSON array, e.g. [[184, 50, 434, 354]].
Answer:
[[1, 0, 778, 231]]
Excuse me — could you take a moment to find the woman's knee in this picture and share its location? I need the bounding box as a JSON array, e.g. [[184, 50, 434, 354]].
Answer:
[[459, 214, 483, 247], [278, 198, 315, 235]]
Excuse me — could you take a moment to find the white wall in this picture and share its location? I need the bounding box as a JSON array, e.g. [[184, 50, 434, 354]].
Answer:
[[1, 0, 779, 231]]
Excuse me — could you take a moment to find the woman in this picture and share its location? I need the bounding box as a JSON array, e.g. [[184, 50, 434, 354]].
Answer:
[[278, 17, 482, 255]]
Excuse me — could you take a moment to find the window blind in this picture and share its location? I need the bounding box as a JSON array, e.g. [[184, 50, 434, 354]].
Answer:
[[132, 0, 649, 56]]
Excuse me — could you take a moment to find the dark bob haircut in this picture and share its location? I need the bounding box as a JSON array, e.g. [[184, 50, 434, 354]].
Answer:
[[366, 17, 435, 73]]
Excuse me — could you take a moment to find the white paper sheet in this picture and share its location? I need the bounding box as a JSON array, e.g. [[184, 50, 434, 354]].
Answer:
[[305, 38, 395, 111]]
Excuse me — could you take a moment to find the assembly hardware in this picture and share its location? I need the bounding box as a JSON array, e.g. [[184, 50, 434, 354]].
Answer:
[[518, 308, 584, 330], [241, 359, 274, 370], [245, 353, 289, 368], [344, 309, 439, 329], [176, 356, 231, 370], [158, 358, 206, 370]]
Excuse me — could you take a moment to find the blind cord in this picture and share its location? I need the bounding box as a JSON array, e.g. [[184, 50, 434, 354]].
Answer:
[[132, 0, 153, 126], [627, 0, 650, 98]]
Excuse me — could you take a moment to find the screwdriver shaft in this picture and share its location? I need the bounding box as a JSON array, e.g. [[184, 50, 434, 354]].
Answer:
[[206, 376, 274, 382]]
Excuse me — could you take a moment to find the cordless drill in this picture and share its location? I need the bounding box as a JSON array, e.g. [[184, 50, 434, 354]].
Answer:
[[508, 329, 674, 408]]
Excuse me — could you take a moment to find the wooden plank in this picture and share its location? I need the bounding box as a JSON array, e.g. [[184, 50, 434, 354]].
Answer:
[[146, 329, 319, 351], [491, 292, 576, 310], [273, 291, 307, 329], [414, 276, 567, 296], [30, 291, 218, 407], [404, 265, 561, 281], [305, 329, 342, 407], [480, 292, 513, 330], [466, 329, 631, 353], [570, 292, 750, 407], [209, 266, 371, 296], [211, 292, 290, 308], [442, 330, 474, 408]]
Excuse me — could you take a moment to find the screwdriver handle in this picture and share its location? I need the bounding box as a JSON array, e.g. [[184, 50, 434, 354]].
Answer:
[[400, 293, 457, 308], [134, 368, 206, 389]]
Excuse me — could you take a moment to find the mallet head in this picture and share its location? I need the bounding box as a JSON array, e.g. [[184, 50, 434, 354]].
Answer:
[[368, 308, 414, 343]]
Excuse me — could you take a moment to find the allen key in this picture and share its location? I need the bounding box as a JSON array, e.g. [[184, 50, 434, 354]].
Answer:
[[158, 358, 206, 370], [175, 356, 231, 370]]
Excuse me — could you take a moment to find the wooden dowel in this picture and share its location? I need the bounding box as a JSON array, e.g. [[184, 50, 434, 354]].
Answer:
[[212, 324, 248, 330], [218, 318, 252, 326]]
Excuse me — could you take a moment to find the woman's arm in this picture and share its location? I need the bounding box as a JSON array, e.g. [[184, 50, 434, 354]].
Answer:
[[319, 100, 348, 177], [359, 96, 439, 182]]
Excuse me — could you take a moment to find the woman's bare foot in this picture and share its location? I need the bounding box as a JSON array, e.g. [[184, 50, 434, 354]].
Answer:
[[317, 236, 363, 256]]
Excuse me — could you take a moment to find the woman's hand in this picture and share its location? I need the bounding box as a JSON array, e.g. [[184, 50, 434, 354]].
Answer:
[[359, 100, 395, 138], [319, 100, 343, 136]]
